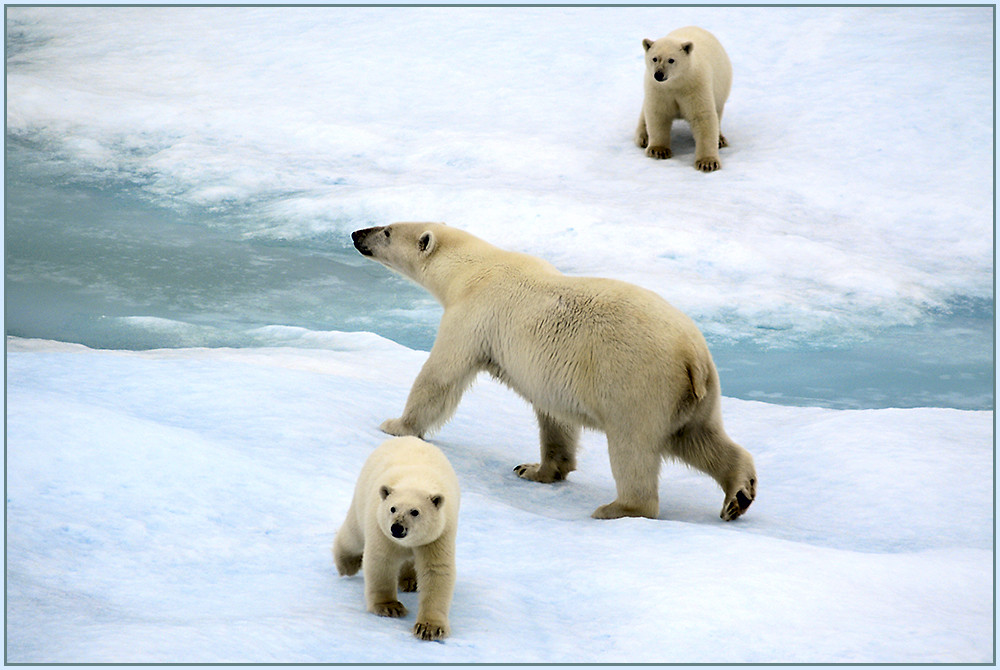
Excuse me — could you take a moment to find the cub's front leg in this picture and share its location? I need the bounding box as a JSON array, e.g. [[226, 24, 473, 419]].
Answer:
[[411, 538, 456, 641], [690, 108, 723, 172]]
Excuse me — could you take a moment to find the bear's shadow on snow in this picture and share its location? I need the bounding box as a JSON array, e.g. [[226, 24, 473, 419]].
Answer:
[[434, 436, 727, 525]]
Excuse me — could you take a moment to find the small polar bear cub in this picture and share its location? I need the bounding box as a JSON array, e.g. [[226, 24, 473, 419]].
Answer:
[[635, 26, 732, 172], [333, 436, 460, 641], [352, 223, 756, 523]]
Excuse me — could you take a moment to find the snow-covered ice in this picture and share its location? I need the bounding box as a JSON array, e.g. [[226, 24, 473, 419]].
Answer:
[[5, 337, 993, 663]]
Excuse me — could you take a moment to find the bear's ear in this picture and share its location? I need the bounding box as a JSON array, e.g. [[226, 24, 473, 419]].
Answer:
[[642, 38, 654, 52], [418, 231, 437, 255], [430, 494, 444, 509], [681, 41, 693, 54], [379, 485, 393, 500]]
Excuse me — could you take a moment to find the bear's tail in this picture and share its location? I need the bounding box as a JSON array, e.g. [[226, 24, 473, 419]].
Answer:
[[685, 357, 709, 402]]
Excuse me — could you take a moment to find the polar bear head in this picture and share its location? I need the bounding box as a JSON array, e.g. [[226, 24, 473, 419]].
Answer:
[[375, 484, 448, 548], [352, 222, 442, 280], [352, 222, 479, 305], [642, 37, 694, 83]]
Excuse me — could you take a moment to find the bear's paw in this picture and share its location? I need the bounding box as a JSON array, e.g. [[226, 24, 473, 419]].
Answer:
[[720, 476, 756, 521], [372, 600, 408, 618], [513, 462, 563, 483], [645, 145, 672, 160], [379, 417, 420, 438], [695, 157, 721, 172], [413, 620, 450, 641]]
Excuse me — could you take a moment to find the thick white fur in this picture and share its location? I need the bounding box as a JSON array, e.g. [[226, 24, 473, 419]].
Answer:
[[333, 436, 460, 641], [351, 223, 756, 521], [635, 26, 732, 172]]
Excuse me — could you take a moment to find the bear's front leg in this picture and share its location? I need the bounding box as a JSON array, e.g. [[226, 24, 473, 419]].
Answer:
[[363, 537, 407, 618], [644, 110, 673, 160], [412, 539, 456, 641], [690, 109, 722, 172], [382, 328, 480, 438]]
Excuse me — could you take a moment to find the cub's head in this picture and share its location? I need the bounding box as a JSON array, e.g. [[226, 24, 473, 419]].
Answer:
[[351, 222, 443, 281], [375, 484, 448, 548], [642, 37, 694, 83]]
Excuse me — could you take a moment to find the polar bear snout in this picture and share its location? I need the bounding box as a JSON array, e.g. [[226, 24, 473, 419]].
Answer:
[[390, 522, 407, 539], [653, 69, 668, 82], [351, 227, 382, 257]]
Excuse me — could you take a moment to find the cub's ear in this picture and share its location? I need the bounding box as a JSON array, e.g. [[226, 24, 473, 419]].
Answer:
[[430, 494, 444, 509], [379, 485, 393, 500], [642, 38, 654, 52], [418, 231, 437, 255], [681, 41, 693, 54]]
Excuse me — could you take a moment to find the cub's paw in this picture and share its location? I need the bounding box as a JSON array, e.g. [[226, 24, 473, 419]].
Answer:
[[721, 477, 756, 521], [413, 620, 450, 641], [372, 600, 407, 618], [695, 157, 721, 172], [334, 551, 362, 577], [398, 566, 418, 593], [718, 134, 728, 148], [646, 145, 672, 160], [635, 129, 649, 149], [380, 418, 418, 437], [513, 463, 561, 483]]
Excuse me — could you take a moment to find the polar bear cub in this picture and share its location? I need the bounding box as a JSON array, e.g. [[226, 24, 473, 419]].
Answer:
[[635, 26, 732, 172], [352, 223, 756, 522], [333, 436, 460, 641]]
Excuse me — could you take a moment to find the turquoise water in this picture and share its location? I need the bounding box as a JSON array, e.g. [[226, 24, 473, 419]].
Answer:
[[5, 140, 993, 410]]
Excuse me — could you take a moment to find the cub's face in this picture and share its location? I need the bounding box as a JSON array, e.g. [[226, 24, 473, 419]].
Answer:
[[642, 38, 694, 83], [351, 223, 440, 283], [375, 485, 447, 548]]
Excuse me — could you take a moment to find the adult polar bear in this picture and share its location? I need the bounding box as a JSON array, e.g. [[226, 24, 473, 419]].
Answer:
[[352, 223, 756, 521], [635, 26, 732, 172]]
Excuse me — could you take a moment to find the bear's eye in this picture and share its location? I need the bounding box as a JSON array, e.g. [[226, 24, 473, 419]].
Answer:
[[390, 507, 396, 513], [383, 228, 391, 239], [651, 57, 658, 63], [668, 58, 675, 64], [410, 509, 419, 517]]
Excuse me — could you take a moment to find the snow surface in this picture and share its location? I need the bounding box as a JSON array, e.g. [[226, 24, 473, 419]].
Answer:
[[5, 336, 994, 663]]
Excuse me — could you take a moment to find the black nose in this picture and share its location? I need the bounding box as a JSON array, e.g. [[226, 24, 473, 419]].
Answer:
[[654, 70, 666, 82], [391, 523, 407, 539], [352, 228, 374, 256]]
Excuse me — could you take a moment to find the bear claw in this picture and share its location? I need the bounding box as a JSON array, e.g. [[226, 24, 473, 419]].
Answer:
[[720, 478, 756, 521], [372, 600, 407, 618], [695, 157, 721, 172], [514, 463, 560, 483], [646, 145, 672, 159], [413, 621, 449, 641]]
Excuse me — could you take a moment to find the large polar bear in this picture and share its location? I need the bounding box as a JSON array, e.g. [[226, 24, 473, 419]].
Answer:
[[635, 26, 732, 172], [333, 436, 460, 641], [351, 223, 756, 521]]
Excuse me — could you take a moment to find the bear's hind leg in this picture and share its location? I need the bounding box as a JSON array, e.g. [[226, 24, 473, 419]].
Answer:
[[635, 109, 649, 148], [333, 514, 364, 576], [592, 432, 661, 519], [399, 560, 418, 592], [670, 424, 756, 520], [514, 410, 580, 483]]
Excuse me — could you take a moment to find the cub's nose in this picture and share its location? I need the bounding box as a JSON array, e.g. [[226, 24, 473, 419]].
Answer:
[[654, 70, 667, 82], [390, 523, 407, 539]]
